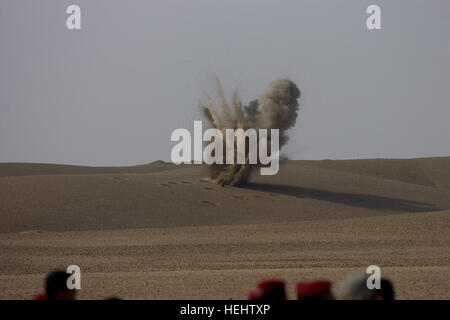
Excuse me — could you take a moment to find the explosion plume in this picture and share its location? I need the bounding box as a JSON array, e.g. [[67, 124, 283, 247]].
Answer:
[[202, 78, 301, 186]]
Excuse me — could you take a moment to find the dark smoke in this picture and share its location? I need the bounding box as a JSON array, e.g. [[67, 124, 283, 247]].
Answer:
[[202, 78, 301, 186]]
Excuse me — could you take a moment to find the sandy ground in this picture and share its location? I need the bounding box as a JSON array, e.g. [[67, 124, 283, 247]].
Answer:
[[0, 158, 449, 299]]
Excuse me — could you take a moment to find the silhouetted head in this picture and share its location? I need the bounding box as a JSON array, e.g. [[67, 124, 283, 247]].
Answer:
[[248, 279, 287, 300], [296, 280, 334, 300], [45, 270, 77, 300], [376, 279, 395, 300]]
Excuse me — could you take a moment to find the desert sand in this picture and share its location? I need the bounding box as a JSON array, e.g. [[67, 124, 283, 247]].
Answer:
[[0, 157, 449, 299]]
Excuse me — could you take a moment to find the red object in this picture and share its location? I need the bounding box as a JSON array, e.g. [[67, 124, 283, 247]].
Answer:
[[257, 279, 286, 300], [296, 280, 333, 300], [33, 293, 48, 300], [258, 279, 284, 291], [247, 289, 262, 300], [248, 279, 287, 300]]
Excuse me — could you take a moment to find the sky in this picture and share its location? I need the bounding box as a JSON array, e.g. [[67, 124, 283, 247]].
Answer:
[[0, 0, 449, 165]]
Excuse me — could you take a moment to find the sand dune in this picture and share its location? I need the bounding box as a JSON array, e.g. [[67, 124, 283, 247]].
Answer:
[[0, 160, 179, 178], [0, 157, 449, 299], [296, 157, 450, 188]]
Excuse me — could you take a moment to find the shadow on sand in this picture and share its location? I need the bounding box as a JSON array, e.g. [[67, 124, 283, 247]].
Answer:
[[243, 183, 439, 213]]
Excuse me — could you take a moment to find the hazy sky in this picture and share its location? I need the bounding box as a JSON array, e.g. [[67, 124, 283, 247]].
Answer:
[[1, 0, 449, 165]]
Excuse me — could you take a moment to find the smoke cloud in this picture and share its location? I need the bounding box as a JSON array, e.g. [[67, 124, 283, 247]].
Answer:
[[202, 78, 301, 186]]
